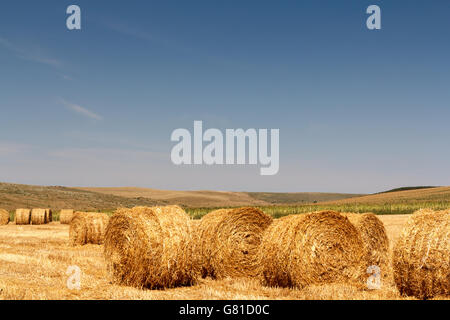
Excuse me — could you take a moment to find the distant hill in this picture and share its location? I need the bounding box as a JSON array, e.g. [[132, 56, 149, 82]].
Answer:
[[377, 186, 438, 194], [246, 192, 365, 204], [0, 182, 165, 212], [0, 182, 364, 211], [75, 187, 363, 207], [1, 182, 448, 214], [325, 186, 450, 205]]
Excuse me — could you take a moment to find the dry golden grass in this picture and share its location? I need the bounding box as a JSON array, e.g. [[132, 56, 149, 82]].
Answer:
[[0, 215, 448, 300], [327, 187, 450, 205], [76, 187, 361, 207], [77, 187, 269, 207]]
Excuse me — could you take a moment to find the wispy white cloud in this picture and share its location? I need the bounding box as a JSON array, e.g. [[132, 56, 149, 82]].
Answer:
[[0, 141, 33, 157], [0, 36, 63, 68], [101, 21, 235, 66], [60, 99, 103, 121], [104, 22, 154, 42]]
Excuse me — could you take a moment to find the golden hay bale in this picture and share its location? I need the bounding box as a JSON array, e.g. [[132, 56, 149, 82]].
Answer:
[[104, 206, 197, 289], [0, 209, 9, 225], [342, 213, 390, 281], [59, 209, 74, 224], [196, 207, 273, 279], [45, 208, 52, 222], [15, 209, 31, 225], [393, 209, 449, 299], [259, 211, 365, 289], [31, 208, 47, 225], [69, 212, 109, 246]]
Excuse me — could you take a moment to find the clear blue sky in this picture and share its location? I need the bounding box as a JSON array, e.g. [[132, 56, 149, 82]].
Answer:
[[1, 1, 449, 193]]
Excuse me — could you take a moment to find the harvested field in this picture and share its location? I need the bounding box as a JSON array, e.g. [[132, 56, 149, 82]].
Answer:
[[0, 214, 448, 300]]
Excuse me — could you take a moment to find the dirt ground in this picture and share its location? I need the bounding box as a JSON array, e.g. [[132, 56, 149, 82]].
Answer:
[[0, 215, 447, 300]]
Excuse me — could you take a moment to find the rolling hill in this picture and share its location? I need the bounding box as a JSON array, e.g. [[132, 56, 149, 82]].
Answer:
[[0, 182, 165, 212], [76, 186, 363, 207], [325, 186, 450, 205], [2, 182, 447, 214], [0, 182, 363, 211]]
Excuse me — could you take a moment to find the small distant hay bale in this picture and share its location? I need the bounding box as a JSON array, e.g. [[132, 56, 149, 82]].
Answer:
[[69, 212, 109, 246], [196, 207, 273, 279], [104, 206, 197, 289], [45, 209, 53, 222], [393, 209, 449, 299], [342, 213, 390, 281], [31, 208, 48, 225], [259, 211, 365, 289], [15, 209, 31, 225], [0, 209, 9, 225], [59, 209, 74, 224]]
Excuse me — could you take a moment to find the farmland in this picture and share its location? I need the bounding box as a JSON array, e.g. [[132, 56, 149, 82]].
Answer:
[[0, 184, 448, 300], [0, 215, 410, 300]]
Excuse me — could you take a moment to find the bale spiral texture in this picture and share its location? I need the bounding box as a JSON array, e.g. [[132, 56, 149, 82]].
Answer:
[[15, 209, 31, 225], [196, 207, 273, 279], [104, 206, 197, 289], [59, 209, 74, 224], [342, 213, 390, 281], [69, 212, 109, 246], [393, 209, 449, 299], [0, 209, 9, 225], [31, 209, 47, 225], [259, 211, 365, 289]]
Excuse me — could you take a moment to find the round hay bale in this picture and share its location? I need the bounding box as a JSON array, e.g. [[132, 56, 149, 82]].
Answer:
[[342, 212, 390, 281], [59, 209, 74, 224], [196, 207, 273, 279], [45, 209, 52, 222], [259, 211, 365, 289], [393, 209, 449, 299], [104, 206, 197, 289], [69, 212, 109, 246], [0, 209, 10, 225], [15, 209, 31, 225], [31, 208, 47, 225]]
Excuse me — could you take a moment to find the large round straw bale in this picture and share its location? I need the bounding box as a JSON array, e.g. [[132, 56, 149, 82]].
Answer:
[[45, 209, 52, 222], [15, 209, 31, 225], [104, 206, 197, 289], [393, 209, 449, 299], [196, 207, 273, 279], [31, 208, 47, 225], [259, 211, 365, 289], [342, 213, 390, 281], [59, 209, 74, 224], [69, 212, 109, 246], [0, 209, 9, 225]]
